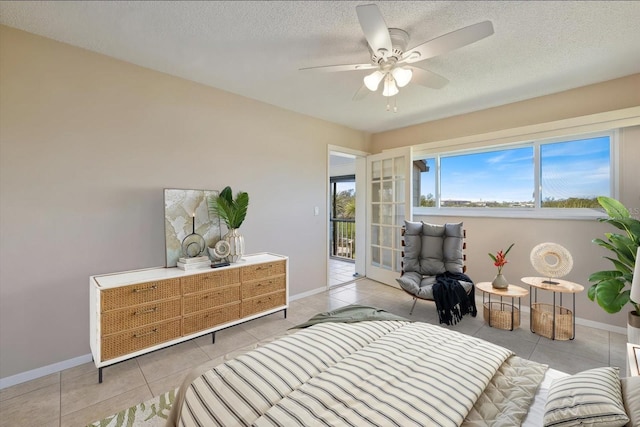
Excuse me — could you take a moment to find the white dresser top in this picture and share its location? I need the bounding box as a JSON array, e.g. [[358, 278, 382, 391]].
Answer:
[[91, 253, 287, 289]]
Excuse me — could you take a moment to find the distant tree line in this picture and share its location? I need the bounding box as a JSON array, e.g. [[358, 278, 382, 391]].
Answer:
[[417, 194, 600, 208]]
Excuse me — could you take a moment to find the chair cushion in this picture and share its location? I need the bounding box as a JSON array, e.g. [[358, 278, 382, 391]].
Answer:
[[397, 273, 473, 300], [402, 220, 464, 276], [402, 221, 424, 274]]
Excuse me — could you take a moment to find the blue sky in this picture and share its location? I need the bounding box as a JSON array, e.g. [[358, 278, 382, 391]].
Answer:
[[419, 136, 610, 203]]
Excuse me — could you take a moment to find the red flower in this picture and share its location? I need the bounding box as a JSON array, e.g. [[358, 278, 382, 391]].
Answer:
[[489, 244, 514, 274]]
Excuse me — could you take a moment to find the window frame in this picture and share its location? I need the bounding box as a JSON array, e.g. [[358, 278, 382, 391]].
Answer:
[[412, 130, 618, 220]]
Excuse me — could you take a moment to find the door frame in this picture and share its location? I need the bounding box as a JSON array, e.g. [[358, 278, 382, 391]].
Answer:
[[327, 145, 369, 288]]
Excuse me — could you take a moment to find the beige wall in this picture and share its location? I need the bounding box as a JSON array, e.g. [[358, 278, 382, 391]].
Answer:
[[1, 23, 639, 381], [374, 79, 640, 329], [0, 26, 369, 379], [372, 74, 640, 150]]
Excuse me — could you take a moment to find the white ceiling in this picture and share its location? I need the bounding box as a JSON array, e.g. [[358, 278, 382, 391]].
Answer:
[[1, 1, 639, 133]]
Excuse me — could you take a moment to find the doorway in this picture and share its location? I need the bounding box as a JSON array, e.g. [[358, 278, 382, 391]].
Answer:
[[328, 148, 366, 287]]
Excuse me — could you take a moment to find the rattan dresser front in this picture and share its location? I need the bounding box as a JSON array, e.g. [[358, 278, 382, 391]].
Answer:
[[90, 253, 288, 383]]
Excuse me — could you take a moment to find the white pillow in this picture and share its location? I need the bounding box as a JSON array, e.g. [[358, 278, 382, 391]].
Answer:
[[543, 367, 629, 427]]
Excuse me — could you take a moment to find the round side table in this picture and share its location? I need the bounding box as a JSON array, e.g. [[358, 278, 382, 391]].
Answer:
[[476, 282, 529, 331], [521, 276, 584, 340]]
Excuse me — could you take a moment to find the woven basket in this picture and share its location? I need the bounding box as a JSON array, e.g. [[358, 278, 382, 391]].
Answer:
[[531, 302, 573, 340], [483, 302, 520, 330]]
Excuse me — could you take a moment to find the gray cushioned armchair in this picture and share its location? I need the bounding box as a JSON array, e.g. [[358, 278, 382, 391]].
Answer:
[[396, 220, 473, 314]]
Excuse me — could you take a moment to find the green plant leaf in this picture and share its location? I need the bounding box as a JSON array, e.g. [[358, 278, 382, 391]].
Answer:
[[604, 256, 633, 275], [588, 270, 623, 282], [590, 196, 639, 314], [592, 238, 616, 252], [597, 196, 630, 219], [503, 243, 515, 257], [208, 187, 249, 229], [594, 278, 629, 313]]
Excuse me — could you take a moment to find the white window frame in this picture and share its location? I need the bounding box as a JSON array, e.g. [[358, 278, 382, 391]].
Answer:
[[413, 130, 618, 220]]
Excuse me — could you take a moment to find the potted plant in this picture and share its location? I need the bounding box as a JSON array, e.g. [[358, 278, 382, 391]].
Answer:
[[588, 196, 640, 343], [488, 243, 514, 289], [208, 186, 249, 262]]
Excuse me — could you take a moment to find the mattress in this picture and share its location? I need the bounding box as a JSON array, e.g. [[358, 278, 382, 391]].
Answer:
[[167, 319, 550, 426]]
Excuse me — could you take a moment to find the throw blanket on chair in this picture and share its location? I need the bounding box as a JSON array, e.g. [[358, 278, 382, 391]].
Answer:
[[433, 272, 477, 325]]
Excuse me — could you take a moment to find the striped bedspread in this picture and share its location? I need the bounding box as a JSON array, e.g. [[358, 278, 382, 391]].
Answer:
[[176, 321, 513, 427]]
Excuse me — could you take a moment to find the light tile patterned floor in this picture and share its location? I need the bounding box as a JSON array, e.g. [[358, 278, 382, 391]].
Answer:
[[0, 279, 629, 426], [329, 257, 356, 287]]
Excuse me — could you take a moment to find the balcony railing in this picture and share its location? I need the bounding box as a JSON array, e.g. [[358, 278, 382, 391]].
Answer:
[[330, 218, 355, 261]]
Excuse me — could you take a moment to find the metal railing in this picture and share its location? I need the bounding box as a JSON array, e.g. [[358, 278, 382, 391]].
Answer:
[[330, 218, 355, 261]]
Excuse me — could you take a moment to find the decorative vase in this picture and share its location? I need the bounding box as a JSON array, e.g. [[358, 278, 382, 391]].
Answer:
[[629, 311, 640, 345], [223, 228, 245, 263], [492, 273, 509, 289]]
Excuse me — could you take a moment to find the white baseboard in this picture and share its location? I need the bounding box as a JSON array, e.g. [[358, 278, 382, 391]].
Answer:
[[1, 290, 627, 390], [289, 286, 327, 301], [0, 353, 93, 390]]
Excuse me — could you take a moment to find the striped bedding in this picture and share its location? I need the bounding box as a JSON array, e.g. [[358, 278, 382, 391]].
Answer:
[[169, 320, 537, 427]]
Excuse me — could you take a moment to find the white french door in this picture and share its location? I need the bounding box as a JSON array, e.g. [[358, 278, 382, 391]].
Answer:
[[366, 147, 412, 286]]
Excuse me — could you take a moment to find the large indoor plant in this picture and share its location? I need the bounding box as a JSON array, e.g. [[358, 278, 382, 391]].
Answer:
[[208, 186, 249, 262], [588, 196, 640, 343]]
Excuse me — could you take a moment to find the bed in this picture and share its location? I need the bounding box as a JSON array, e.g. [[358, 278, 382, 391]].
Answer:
[[166, 307, 638, 427]]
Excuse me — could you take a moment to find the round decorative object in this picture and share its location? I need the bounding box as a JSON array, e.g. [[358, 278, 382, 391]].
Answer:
[[530, 242, 573, 283], [212, 240, 231, 259], [181, 233, 206, 258]]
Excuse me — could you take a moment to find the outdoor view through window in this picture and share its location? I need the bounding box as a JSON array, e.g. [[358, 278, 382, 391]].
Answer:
[[415, 135, 611, 209], [331, 180, 356, 260]]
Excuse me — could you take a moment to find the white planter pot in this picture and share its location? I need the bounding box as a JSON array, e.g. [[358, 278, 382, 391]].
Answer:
[[223, 228, 245, 263]]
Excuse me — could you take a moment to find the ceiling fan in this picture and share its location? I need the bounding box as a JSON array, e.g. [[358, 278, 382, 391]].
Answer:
[[300, 4, 494, 106]]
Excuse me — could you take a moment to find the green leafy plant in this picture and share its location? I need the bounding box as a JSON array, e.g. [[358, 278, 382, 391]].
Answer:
[[208, 186, 249, 229], [588, 196, 640, 313]]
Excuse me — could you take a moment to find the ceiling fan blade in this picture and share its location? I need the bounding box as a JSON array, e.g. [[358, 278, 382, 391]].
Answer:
[[356, 4, 392, 56], [402, 20, 494, 63], [409, 66, 449, 89], [299, 63, 377, 73], [352, 84, 370, 101]]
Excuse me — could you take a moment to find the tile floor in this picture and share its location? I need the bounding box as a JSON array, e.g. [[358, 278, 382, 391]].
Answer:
[[329, 257, 357, 287], [0, 278, 629, 427]]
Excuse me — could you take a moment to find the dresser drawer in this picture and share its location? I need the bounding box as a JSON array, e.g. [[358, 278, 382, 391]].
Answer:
[[241, 260, 286, 282], [182, 269, 240, 295], [183, 284, 240, 315], [101, 278, 180, 311], [241, 291, 286, 317], [101, 318, 181, 361], [102, 298, 181, 335], [183, 302, 241, 335], [242, 276, 285, 299]]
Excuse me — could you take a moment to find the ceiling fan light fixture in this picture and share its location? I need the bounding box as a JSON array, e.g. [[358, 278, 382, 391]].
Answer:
[[363, 70, 385, 91], [391, 67, 412, 88], [382, 75, 399, 97]]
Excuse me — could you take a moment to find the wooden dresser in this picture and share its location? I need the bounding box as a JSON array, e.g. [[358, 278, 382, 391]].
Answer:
[[90, 253, 287, 382]]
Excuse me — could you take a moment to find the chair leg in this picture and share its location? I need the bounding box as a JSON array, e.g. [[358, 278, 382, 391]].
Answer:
[[409, 297, 418, 315]]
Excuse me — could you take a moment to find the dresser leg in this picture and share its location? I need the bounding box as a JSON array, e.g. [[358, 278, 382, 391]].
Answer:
[[283, 309, 287, 319], [212, 332, 216, 344], [98, 367, 103, 384]]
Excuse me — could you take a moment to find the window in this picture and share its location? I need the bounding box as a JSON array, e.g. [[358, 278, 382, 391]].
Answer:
[[540, 136, 610, 208], [413, 132, 614, 217]]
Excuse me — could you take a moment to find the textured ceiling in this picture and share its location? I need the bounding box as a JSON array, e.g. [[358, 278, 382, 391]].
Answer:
[[1, 1, 639, 133]]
